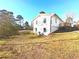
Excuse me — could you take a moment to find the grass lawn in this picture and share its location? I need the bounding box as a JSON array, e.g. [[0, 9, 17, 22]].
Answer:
[[0, 30, 79, 59], [0, 40, 6, 45]]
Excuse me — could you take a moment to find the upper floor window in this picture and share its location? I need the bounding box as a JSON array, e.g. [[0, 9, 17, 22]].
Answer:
[[43, 18, 46, 23], [55, 18, 57, 23], [36, 20, 38, 24]]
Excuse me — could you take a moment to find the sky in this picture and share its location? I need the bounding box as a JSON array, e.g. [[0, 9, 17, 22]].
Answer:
[[0, 0, 79, 23]]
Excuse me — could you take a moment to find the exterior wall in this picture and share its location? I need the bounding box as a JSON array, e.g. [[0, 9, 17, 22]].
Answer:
[[32, 14, 63, 35], [42, 16, 51, 35], [50, 16, 62, 32], [33, 15, 51, 35]]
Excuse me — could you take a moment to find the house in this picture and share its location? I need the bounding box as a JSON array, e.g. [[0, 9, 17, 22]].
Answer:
[[64, 16, 73, 27], [32, 11, 63, 35]]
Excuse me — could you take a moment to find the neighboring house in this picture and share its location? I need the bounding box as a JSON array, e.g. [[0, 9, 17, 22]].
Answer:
[[64, 16, 73, 27], [75, 21, 79, 29], [32, 11, 63, 35], [73, 21, 77, 27], [76, 21, 79, 25]]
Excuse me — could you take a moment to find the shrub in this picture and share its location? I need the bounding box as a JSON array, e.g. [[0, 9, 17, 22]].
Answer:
[[0, 10, 19, 38]]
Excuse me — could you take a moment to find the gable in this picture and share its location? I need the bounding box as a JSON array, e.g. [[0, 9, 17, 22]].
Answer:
[[31, 13, 63, 26], [32, 15, 40, 23], [32, 14, 49, 24], [31, 15, 41, 26], [51, 14, 63, 22]]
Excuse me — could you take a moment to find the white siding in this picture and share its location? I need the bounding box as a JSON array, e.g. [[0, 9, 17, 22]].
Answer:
[[50, 16, 59, 32], [32, 13, 63, 35]]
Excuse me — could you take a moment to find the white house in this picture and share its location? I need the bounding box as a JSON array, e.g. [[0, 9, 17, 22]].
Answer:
[[32, 11, 63, 35]]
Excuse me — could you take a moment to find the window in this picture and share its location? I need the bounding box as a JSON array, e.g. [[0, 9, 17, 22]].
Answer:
[[35, 28, 37, 31], [36, 21, 38, 24], [43, 18, 46, 23], [43, 28, 46, 32], [55, 18, 57, 23]]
